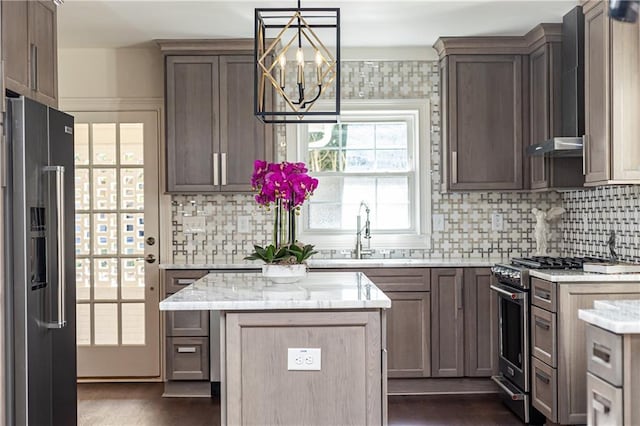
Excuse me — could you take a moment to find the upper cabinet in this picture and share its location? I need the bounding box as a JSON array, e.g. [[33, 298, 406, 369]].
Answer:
[[438, 49, 525, 191], [583, 0, 640, 185], [1, 0, 58, 108], [160, 40, 273, 193]]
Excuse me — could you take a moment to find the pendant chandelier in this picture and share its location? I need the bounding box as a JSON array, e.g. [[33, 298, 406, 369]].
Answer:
[[254, 0, 340, 124]]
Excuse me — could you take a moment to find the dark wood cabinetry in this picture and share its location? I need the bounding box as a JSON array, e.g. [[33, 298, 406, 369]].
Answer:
[[1, 0, 57, 107], [161, 40, 273, 193], [320, 267, 431, 378], [463, 268, 498, 377], [431, 267, 497, 378], [583, 0, 640, 185], [163, 270, 210, 384], [440, 54, 525, 191]]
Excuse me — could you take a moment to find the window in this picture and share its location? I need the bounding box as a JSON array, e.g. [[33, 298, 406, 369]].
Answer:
[[291, 100, 431, 249]]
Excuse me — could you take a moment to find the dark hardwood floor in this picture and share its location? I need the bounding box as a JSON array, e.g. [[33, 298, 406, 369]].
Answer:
[[78, 383, 523, 426]]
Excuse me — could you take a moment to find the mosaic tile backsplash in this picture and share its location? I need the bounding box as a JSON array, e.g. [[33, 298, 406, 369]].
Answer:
[[560, 185, 640, 263], [171, 60, 573, 264]]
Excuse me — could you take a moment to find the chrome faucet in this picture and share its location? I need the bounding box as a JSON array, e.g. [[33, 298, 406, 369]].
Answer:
[[355, 201, 374, 259]]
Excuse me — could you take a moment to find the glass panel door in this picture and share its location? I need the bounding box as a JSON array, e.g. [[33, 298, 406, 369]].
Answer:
[[72, 111, 160, 378]]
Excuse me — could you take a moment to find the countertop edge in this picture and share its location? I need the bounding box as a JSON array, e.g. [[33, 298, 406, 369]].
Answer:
[[578, 308, 640, 334], [529, 269, 640, 282]]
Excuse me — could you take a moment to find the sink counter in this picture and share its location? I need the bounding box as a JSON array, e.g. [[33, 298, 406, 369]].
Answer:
[[160, 257, 500, 270], [159, 271, 391, 311]]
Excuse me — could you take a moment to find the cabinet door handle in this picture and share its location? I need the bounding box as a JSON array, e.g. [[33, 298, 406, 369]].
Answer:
[[457, 278, 463, 311], [592, 393, 611, 414], [535, 370, 550, 384], [213, 153, 219, 186], [535, 318, 550, 330], [177, 347, 197, 353], [582, 135, 587, 175], [592, 342, 611, 364], [451, 151, 458, 184], [177, 279, 196, 285], [221, 152, 227, 186], [30, 43, 38, 90], [534, 289, 551, 302]]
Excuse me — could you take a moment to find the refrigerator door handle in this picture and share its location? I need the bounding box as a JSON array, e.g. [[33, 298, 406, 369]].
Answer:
[[44, 165, 67, 329]]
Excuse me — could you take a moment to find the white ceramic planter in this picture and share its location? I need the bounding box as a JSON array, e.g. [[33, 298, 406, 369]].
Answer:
[[261, 264, 308, 284]]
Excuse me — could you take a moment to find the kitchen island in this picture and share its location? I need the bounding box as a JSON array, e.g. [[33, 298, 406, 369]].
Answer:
[[160, 271, 391, 426]]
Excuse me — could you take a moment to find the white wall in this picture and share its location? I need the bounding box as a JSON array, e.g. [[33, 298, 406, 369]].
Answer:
[[58, 47, 163, 99]]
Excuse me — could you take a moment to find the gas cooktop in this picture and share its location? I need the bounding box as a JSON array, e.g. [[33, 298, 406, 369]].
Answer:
[[510, 256, 609, 270]]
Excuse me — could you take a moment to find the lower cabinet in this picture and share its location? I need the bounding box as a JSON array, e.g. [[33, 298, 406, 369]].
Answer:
[[431, 268, 498, 378], [319, 267, 496, 379], [163, 270, 210, 383]]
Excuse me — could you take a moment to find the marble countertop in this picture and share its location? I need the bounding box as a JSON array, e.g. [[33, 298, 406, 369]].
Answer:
[[579, 299, 640, 334], [159, 257, 500, 270], [159, 271, 392, 311], [529, 269, 640, 283]]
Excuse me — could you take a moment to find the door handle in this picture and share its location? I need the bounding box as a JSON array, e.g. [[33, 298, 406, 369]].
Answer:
[[221, 152, 227, 186], [213, 153, 219, 186], [145, 254, 156, 264], [30, 43, 38, 90], [44, 166, 66, 329]]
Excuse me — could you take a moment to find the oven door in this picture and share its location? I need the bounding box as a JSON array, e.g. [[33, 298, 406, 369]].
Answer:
[[491, 281, 529, 392]]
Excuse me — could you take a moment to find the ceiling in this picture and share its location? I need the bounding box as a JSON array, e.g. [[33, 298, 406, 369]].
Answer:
[[58, 0, 578, 49]]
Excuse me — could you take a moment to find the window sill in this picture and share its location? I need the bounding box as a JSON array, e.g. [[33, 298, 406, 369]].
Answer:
[[297, 232, 432, 251]]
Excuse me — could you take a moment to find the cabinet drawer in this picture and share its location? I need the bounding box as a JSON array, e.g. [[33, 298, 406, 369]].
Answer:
[[532, 306, 557, 367], [165, 270, 208, 294], [166, 337, 210, 380], [587, 372, 623, 426], [166, 310, 210, 337], [586, 324, 623, 387], [531, 278, 556, 312], [532, 357, 557, 423], [358, 268, 430, 292]]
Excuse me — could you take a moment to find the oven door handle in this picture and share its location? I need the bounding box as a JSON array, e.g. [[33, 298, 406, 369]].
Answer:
[[491, 376, 525, 401], [490, 284, 526, 300]]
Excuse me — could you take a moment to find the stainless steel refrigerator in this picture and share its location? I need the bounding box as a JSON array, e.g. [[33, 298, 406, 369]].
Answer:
[[3, 96, 77, 425]]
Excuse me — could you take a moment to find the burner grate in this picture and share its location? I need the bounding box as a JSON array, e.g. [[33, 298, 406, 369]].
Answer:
[[511, 256, 609, 269]]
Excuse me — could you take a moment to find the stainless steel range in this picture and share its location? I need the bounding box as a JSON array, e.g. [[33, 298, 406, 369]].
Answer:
[[490, 256, 608, 424]]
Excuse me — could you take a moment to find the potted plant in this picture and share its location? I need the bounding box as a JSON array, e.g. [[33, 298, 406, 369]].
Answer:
[[245, 160, 319, 283]]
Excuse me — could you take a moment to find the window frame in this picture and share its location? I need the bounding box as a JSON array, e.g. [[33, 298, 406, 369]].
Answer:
[[286, 99, 432, 250]]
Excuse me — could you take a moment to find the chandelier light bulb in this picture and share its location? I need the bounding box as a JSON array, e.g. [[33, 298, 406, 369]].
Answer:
[[315, 50, 323, 85], [296, 48, 305, 66], [278, 54, 287, 88]]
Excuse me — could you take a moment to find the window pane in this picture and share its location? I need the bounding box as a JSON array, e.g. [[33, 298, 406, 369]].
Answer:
[[312, 176, 342, 202], [93, 258, 118, 300], [120, 168, 144, 210], [75, 168, 90, 211], [74, 123, 90, 165], [308, 204, 341, 229], [121, 303, 145, 345], [376, 123, 407, 149], [377, 177, 409, 203], [75, 214, 91, 255], [76, 259, 91, 301], [344, 150, 374, 171], [377, 203, 410, 229], [121, 259, 144, 300], [121, 213, 144, 255], [120, 123, 144, 165], [76, 304, 91, 346], [92, 123, 117, 165], [343, 123, 374, 149], [342, 177, 376, 205], [308, 149, 342, 172], [94, 303, 118, 345], [93, 213, 118, 255], [92, 169, 117, 210], [376, 149, 408, 171]]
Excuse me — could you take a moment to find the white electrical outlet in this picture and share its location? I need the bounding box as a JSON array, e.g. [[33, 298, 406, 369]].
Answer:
[[491, 212, 504, 231], [287, 348, 321, 371], [183, 215, 206, 234], [433, 214, 445, 232], [237, 215, 250, 233]]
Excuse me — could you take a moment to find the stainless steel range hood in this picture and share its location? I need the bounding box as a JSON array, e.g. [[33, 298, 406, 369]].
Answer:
[[527, 6, 585, 158], [526, 136, 583, 157]]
